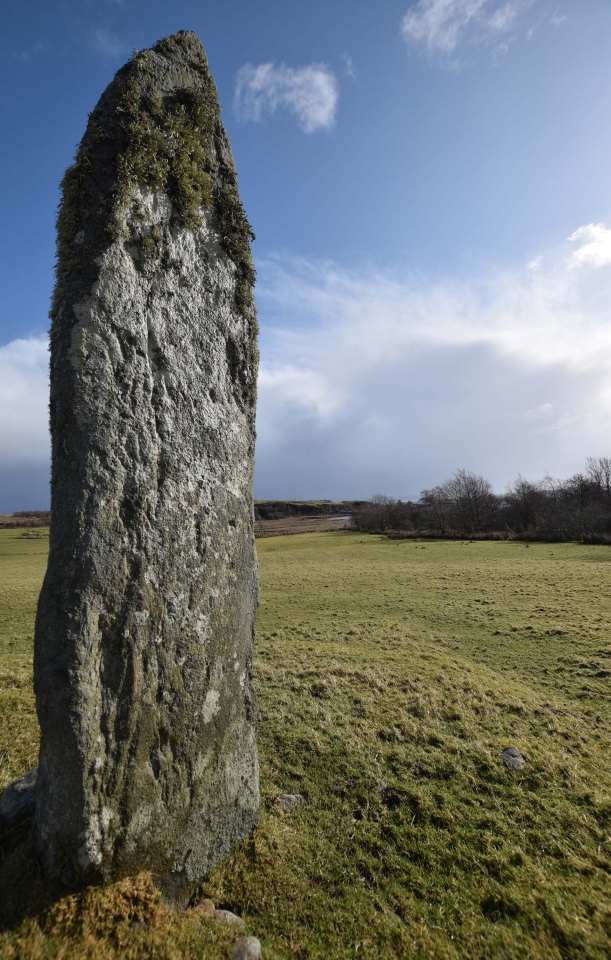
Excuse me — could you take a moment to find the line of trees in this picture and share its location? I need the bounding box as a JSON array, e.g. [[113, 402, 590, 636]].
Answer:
[[353, 458, 611, 543]]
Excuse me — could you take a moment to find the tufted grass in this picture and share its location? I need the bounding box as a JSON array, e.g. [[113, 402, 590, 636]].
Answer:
[[0, 529, 610, 958]]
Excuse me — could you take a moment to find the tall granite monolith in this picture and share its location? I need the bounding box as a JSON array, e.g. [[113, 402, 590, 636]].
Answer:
[[33, 31, 259, 901]]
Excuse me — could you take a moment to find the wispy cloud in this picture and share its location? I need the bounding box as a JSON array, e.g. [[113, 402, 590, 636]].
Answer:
[[550, 10, 567, 28], [341, 53, 357, 80], [253, 225, 610, 497], [13, 41, 45, 65], [526, 255, 543, 272], [234, 62, 339, 133], [524, 402, 553, 420], [401, 0, 536, 59], [90, 27, 129, 59]]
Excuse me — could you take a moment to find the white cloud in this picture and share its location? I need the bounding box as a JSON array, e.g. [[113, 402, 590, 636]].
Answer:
[[401, 0, 534, 58], [234, 62, 338, 133], [568, 223, 611, 269], [254, 225, 611, 497], [0, 336, 49, 466], [90, 28, 129, 59]]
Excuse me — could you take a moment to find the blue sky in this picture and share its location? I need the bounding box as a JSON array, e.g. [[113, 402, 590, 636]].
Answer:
[[1, 0, 609, 510]]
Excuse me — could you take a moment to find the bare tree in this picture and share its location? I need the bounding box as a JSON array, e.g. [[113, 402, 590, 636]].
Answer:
[[356, 456, 611, 541], [353, 494, 396, 532], [442, 469, 497, 532], [586, 456, 611, 505], [420, 485, 451, 534], [504, 474, 545, 532]]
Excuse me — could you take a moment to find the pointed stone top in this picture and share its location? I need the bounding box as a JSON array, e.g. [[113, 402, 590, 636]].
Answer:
[[54, 29, 255, 318]]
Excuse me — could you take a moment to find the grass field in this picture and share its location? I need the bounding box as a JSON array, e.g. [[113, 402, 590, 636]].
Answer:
[[0, 529, 610, 958]]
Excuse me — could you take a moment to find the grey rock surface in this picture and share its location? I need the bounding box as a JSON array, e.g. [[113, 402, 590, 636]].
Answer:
[[231, 936, 262, 960], [33, 31, 259, 901], [213, 909, 245, 927], [501, 746, 525, 770], [0, 767, 37, 831]]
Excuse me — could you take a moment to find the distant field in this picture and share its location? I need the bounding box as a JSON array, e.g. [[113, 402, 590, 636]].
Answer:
[[1, 529, 610, 959], [0, 514, 50, 529], [255, 515, 352, 537]]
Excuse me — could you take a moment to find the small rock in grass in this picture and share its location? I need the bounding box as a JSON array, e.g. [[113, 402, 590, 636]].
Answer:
[[231, 936, 262, 959], [193, 899, 215, 916], [214, 909, 245, 928], [502, 746, 525, 770], [130, 920, 148, 933], [275, 793, 303, 810]]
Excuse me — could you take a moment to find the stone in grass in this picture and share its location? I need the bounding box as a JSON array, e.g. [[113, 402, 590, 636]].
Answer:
[[31, 30, 259, 905], [0, 767, 38, 831], [275, 793, 304, 810], [214, 908, 246, 928], [193, 899, 216, 916], [502, 746, 525, 770], [231, 936, 262, 960]]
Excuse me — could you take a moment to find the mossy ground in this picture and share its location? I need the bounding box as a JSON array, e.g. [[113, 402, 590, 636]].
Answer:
[[0, 529, 609, 958]]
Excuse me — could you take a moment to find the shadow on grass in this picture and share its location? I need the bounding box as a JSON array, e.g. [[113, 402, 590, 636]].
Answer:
[[0, 819, 55, 931]]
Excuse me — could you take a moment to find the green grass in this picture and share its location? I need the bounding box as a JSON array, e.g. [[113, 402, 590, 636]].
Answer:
[[0, 529, 48, 786], [1, 530, 610, 958]]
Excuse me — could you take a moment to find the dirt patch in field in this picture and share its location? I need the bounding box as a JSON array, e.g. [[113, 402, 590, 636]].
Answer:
[[255, 515, 353, 538]]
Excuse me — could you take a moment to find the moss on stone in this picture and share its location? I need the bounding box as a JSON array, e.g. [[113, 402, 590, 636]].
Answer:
[[53, 31, 256, 318], [111, 67, 216, 235], [214, 162, 256, 314]]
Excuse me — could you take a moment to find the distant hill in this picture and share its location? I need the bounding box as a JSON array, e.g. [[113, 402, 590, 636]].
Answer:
[[0, 511, 51, 528], [254, 500, 366, 520]]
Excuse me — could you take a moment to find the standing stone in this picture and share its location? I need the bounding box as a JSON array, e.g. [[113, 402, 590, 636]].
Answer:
[[33, 31, 259, 901]]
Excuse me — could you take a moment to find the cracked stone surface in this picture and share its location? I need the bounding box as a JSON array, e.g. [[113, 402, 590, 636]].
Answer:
[[32, 31, 259, 902]]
